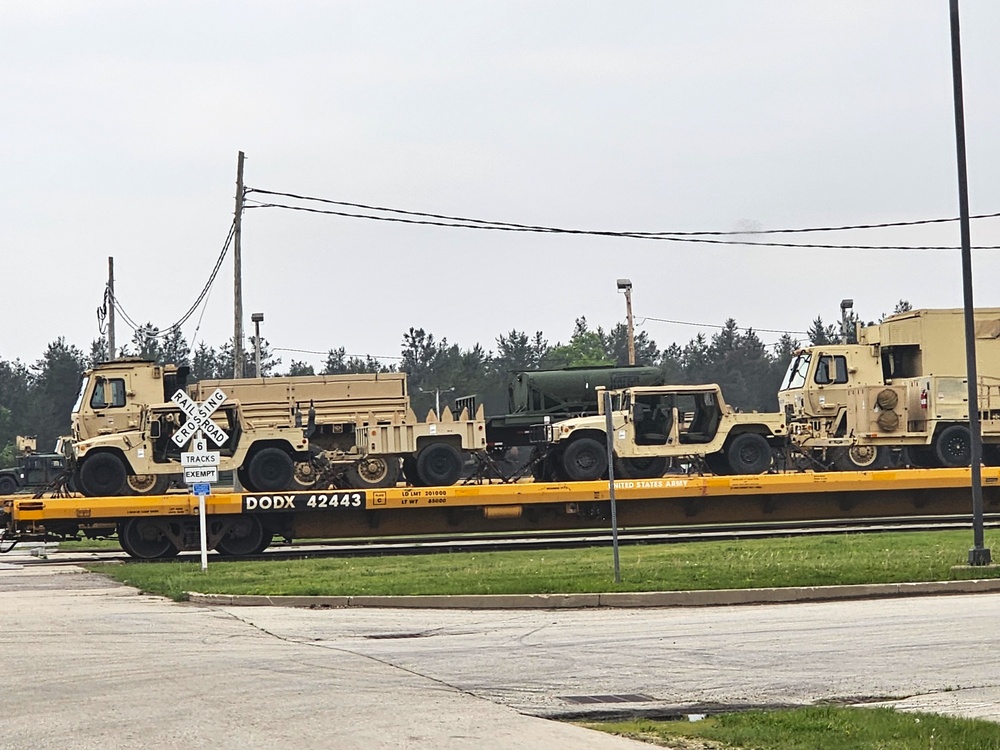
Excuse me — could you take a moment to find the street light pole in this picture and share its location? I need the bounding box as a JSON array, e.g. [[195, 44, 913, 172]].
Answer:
[[419, 387, 455, 418], [251, 312, 264, 378], [617, 278, 636, 365]]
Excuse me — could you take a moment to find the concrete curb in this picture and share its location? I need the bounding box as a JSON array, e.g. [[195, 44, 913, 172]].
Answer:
[[186, 578, 1000, 609]]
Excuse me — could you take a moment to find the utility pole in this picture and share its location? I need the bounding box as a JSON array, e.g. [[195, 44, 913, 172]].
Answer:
[[107, 256, 116, 360], [233, 151, 246, 378]]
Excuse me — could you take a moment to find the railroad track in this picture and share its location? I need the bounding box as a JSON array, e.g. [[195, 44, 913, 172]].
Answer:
[[8, 513, 999, 567]]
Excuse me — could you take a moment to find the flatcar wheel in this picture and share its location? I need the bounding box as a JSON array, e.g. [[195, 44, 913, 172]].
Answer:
[[216, 516, 268, 557], [120, 518, 178, 560]]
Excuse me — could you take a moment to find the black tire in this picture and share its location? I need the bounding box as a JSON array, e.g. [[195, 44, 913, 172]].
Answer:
[[401, 455, 423, 487], [215, 516, 269, 556], [345, 457, 401, 489], [934, 424, 971, 468], [0, 475, 17, 495], [246, 448, 295, 492], [125, 473, 171, 496], [704, 453, 731, 475], [615, 456, 668, 479], [724, 433, 772, 475], [906, 446, 937, 468], [830, 445, 892, 472], [79, 453, 128, 496], [415, 443, 464, 487], [560, 437, 608, 482]]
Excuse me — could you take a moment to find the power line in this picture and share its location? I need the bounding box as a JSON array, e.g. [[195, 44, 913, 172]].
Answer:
[[638, 315, 809, 336], [243, 196, 1000, 250], [273, 346, 404, 361], [246, 187, 1000, 236], [109, 221, 235, 342]]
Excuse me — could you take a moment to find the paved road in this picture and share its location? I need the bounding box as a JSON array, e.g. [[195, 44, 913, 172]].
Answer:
[[2, 560, 1000, 750], [0, 565, 647, 750], [231, 591, 1000, 722]]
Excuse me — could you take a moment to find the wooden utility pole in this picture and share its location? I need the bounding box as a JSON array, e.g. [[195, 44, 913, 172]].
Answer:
[[107, 256, 116, 360], [233, 151, 246, 377]]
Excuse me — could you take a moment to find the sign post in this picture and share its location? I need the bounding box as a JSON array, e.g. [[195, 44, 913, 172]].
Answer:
[[173, 389, 227, 571]]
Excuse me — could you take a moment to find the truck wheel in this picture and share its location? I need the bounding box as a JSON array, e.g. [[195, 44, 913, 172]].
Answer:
[[216, 516, 269, 556], [561, 437, 607, 482], [615, 456, 668, 479], [415, 443, 464, 487], [346, 457, 400, 489], [126, 474, 171, 496], [247, 448, 295, 492], [831, 446, 891, 472], [79, 453, 128, 496], [401, 455, 423, 487], [704, 453, 731, 475], [724, 433, 771, 475], [934, 425, 971, 467], [0, 475, 17, 495]]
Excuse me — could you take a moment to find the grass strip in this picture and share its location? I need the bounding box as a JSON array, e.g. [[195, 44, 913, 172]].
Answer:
[[585, 706, 1000, 748], [86, 529, 1000, 601]]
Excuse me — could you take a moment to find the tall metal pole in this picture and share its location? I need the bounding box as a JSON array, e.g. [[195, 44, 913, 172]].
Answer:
[[949, 0, 991, 565], [107, 256, 116, 360], [625, 286, 636, 366], [233, 151, 246, 378], [603, 390, 621, 584]]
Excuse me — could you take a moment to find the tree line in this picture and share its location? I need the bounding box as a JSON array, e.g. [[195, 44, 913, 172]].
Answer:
[[0, 303, 910, 466]]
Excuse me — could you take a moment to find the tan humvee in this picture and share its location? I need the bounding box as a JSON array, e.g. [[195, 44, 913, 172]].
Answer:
[[543, 384, 786, 480]]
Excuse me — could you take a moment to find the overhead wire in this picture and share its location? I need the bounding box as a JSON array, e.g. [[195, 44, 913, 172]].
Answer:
[[105, 220, 236, 342], [244, 188, 1000, 250]]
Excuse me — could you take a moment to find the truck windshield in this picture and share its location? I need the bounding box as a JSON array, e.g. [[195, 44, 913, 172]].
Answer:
[[780, 353, 811, 391], [72, 376, 90, 414]]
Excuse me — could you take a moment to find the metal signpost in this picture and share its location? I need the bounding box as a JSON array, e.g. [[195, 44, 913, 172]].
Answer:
[[603, 390, 621, 584], [172, 388, 228, 571]]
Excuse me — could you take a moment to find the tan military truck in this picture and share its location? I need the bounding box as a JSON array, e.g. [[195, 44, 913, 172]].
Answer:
[[847, 375, 1000, 467], [542, 383, 787, 480], [69, 360, 486, 497], [779, 307, 1000, 469]]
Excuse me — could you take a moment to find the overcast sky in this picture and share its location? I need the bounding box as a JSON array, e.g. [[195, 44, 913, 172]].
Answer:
[[3, 1, 1000, 371]]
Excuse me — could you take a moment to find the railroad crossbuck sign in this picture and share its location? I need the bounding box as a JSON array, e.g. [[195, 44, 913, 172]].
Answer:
[[170, 388, 229, 448]]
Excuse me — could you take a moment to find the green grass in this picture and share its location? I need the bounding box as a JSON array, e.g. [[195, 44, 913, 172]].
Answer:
[[86, 529, 1000, 601], [586, 706, 1000, 748]]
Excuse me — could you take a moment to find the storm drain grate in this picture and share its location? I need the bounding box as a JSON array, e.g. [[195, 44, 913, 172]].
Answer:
[[560, 694, 654, 705]]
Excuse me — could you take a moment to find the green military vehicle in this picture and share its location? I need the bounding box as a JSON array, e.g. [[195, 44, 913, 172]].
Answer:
[[0, 437, 72, 495]]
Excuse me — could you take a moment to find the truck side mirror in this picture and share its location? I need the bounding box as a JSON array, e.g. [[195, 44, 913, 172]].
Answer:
[[149, 419, 161, 439]]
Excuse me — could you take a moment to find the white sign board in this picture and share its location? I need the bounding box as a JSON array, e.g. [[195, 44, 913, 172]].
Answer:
[[170, 388, 229, 447], [181, 451, 220, 468], [184, 465, 219, 484]]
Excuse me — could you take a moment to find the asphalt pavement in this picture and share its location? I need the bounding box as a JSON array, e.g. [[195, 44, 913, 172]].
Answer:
[[2, 551, 1000, 750]]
